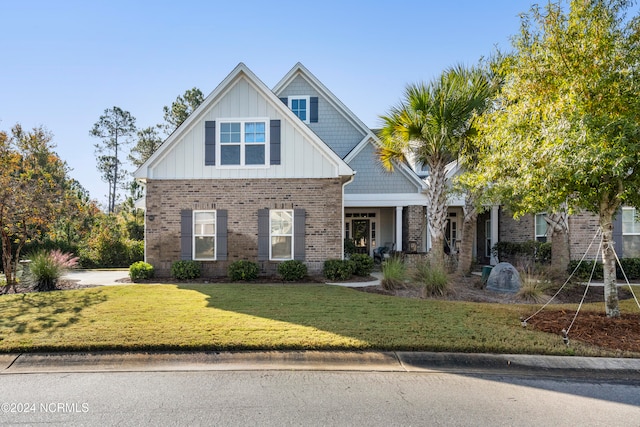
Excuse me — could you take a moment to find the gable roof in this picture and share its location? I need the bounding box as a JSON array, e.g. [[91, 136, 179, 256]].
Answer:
[[134, 63, 353, 180], [273, 62, 372, 139], [275, 63, 426, 192]]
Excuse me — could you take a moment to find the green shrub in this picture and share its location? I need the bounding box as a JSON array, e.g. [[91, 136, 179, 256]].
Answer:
[[344, 238, 357, 257], [567, 260, 604, 280], [129, 261, 155, 282], [413, 260, 448, 296], [381, 256, 406, 290], [323, 259, 355, 281], [27, 249, 79, 292], [492, 240, 551, 264], [228, 260, 259, 281], [171, 260, 201, 280], [349, 253, 374, 276], [277, 260, 307, 281]]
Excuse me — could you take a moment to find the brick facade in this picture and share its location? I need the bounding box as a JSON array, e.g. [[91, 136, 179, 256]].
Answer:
[[499, 208, 534, 243], [498, 208, 601, 261], [403, 205, 426, 252], [567, 211, 600, 260], [145, 178, 345, 277]]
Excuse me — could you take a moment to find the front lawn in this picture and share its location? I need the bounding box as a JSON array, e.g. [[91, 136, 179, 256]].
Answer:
[[0, 283, 637, 356]]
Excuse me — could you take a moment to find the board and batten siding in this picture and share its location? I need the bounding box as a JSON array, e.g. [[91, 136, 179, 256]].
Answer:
[[148, 75, 340, 180]]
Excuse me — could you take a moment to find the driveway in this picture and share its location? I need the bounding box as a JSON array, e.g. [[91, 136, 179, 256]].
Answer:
[[62, 269, 130, 286]]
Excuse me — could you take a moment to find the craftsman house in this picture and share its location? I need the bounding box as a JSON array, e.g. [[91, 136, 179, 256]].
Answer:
[[134, 63, 429, 276]]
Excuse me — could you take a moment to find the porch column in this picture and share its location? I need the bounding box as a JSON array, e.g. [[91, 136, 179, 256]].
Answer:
[[490, 205, 499, 265], [396, 206, 403, 251]]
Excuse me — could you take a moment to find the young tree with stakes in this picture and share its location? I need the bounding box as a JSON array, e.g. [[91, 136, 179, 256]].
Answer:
[[471, 0, 640, 317]]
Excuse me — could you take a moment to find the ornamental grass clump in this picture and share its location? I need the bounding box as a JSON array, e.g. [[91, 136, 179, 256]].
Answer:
[[380, 256, 407, 290], [414, 260, 449, 297], [517, 270, 551, 303], [27, 249, 79, 292]]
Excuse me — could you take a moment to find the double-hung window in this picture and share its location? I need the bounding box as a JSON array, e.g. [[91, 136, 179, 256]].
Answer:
[[270, 210, 294, 260], [193, 211, 216, 260], [289, 97, 310, 123], [219, 119, 267, 166]]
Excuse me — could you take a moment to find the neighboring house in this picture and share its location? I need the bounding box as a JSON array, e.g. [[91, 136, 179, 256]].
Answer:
[[134, 63, 429, 276]]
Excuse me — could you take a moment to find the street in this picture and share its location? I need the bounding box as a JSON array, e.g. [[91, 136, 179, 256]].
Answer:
[[1, 370, 639, 426]]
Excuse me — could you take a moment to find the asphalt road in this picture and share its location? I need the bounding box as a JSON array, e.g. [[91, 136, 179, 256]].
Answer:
[[1, 370, 639, 426]]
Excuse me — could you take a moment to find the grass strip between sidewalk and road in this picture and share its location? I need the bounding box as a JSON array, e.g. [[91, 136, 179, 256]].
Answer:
[[0, 283, 638, 356]]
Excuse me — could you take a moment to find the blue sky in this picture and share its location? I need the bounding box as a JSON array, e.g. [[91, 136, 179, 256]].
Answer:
[[2, 0, 531, 207]]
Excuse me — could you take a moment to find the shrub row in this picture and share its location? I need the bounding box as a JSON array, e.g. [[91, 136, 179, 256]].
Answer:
[[568, 257, 640, 281], [492, 240, 551, 264]]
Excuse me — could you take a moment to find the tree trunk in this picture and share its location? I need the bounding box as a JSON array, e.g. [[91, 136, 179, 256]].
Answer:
[[1, 230, 15, 294], [600, 206, 620, 318], [425, 159, 449, 268], [546, 212, 570, 275], [457, 196, 478, 276]]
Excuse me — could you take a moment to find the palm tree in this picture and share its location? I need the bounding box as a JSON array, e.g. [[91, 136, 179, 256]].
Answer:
[[378, 65, 495, 267]]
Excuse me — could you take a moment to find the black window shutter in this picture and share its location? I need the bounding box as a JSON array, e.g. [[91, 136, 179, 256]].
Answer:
[[217, 210, 228, 261], [310, 97, 318, 123], [257, 209, 270, 261], [613, 208, 623, 256], [205, 121, 216, 165], [180, 210, 193, 260], [270, 120, 281, 165], [279, 97, 288, 105], [293, 209, 306, 261]]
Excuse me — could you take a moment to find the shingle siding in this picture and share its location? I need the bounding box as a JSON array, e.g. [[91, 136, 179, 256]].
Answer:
[[346, 142, 421, 194], [278, 75, 365, 158]]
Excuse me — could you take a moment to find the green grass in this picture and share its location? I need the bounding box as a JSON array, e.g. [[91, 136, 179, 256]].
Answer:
[[0, 283, 638, 356]]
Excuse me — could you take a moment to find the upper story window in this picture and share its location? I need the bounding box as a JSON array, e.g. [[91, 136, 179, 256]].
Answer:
[[289, 97, 310, 123], [218, 119, 267, 166]]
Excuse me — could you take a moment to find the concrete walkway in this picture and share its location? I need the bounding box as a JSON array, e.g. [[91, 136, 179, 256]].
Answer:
[[62, 269, 130, 286]]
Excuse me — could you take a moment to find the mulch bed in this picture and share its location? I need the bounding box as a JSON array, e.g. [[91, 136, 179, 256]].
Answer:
[[526, 311, 640, 354]]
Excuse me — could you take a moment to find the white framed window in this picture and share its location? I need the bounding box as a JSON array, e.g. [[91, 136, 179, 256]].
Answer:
[[193, 210, 216, 260], [289, 96, 310, 123], [270, 209, 294, 260], [535, 213, 548, 242], [218, 118, 268, 166], [622, 207, 640, 258], [622, 207, 640, 235], [485, 219, 492, 258]]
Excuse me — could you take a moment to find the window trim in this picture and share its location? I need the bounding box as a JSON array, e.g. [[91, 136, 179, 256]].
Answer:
[[535, 213, 548, 242], [193, 210, 217, 261], [216, 117, 270, 168], [288, 96, 310, 124], [269, 209, 294, 261], [485, 219, 492, 258], [622, 207, 640, 235]]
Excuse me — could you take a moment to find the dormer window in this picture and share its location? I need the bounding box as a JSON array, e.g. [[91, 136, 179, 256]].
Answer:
[[289, 96, 310, 123], [279, 96, 319, 123]]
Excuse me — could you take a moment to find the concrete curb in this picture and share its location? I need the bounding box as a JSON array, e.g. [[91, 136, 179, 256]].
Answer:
[[2, 351, 640, 381]]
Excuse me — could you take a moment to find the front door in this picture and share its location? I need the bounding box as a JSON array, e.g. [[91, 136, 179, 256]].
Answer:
[[352, 219, 370, 254]]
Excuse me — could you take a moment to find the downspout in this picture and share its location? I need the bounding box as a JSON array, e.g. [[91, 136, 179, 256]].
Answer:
[[341, 173, 356, 260]]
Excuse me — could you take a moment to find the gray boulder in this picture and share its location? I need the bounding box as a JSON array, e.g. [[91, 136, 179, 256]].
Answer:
[[486, 262, 521, 293]]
